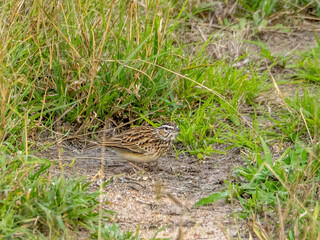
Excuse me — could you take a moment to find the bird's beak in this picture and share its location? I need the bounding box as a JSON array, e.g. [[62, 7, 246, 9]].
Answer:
[[176, 127, 181, 132]]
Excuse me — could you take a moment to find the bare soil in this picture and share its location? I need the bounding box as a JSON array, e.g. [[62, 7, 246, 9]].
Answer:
[[40, 141, 247, 240]]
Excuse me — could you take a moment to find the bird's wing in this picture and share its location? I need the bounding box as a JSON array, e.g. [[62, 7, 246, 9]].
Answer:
[[100, 126, 157, 154]]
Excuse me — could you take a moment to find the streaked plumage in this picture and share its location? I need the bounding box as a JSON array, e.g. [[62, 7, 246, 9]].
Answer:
[[92, 122, 180, 163]]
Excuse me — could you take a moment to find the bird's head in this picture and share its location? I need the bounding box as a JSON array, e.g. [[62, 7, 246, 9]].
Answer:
[[157, 122, 180, 141]]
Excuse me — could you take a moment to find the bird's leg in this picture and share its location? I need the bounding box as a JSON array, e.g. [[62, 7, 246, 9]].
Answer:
[[127, 161, 144, 171]]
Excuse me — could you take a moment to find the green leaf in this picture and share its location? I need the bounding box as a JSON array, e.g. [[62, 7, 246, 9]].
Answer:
[[195, 191, 229, 206], [57, 215, 66, 231], [260, 137, 272, 165]]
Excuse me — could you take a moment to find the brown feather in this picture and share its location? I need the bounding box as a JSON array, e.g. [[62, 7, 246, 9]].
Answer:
[[87, 123, 179, 163]]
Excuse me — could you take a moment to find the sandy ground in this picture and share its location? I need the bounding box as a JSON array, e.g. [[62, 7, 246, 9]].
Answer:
[[39, 141, 248, 240]]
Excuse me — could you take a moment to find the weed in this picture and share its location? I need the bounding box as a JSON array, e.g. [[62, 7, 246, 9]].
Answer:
[[0, 154, 118, 239], [289, 36, 320, 84], [196, 139, 320, 239]]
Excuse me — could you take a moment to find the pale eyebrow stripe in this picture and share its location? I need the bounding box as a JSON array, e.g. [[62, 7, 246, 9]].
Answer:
[[161, 125, 174, 129]]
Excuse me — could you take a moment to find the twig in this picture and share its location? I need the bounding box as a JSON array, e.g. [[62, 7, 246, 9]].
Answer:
[[266, 61, 294, 115], [299, 107, 313, 144]]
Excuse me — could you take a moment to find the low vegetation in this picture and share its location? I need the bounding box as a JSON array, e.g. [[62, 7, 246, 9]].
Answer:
[[1, 0, 319, 239]]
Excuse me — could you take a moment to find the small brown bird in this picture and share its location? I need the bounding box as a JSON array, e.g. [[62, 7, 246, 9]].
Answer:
[[91, 122, 180, 163]]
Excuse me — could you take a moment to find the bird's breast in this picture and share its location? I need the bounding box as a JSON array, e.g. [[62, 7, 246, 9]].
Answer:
[[115, 151, 160, 163]]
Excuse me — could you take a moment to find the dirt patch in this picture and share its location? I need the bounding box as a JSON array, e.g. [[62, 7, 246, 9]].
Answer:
[[259, 29, 320, 55], [38, 141, 248, 240], [182, 20, 320, 61]]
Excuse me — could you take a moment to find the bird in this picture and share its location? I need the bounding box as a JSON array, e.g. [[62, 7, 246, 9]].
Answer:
[[89, 122, 180, 163]]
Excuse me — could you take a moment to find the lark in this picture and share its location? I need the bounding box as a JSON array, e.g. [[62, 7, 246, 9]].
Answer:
[[89, 122, 180, 163]]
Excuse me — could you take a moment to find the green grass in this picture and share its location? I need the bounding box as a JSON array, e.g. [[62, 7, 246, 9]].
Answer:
[[288, 37, 320, 84], [195, 85, 320, 239], [196, 139, 320, 239], [0, 154, 114, 239], [1, 0, 320, 239]]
